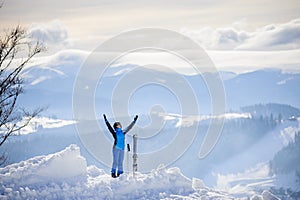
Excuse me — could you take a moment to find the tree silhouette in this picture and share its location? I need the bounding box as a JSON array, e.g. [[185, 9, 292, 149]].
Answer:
[[0, 26, 45, 164]]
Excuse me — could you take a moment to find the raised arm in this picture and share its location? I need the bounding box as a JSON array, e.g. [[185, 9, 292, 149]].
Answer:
[[103, 114, 115, 135], [123, 115, 138, 134]]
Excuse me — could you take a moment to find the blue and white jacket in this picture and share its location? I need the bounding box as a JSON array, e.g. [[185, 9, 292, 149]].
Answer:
[[104, 119, 136, 150]]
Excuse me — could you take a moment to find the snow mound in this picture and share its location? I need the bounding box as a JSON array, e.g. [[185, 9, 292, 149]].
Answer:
[[0, 144, 87, 186], [0, 145, 279, 199]]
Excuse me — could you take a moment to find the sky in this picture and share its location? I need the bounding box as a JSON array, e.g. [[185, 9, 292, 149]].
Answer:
[[1, 0, 300, 73]]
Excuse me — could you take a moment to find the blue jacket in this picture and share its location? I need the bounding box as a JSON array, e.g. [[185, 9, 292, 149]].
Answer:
[[104, 119, 136, 150]]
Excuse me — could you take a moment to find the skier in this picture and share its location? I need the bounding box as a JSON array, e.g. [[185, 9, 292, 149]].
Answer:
[[103, 114, 138, 178]]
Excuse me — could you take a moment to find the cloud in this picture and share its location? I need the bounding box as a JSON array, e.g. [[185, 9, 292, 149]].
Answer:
[[28, 20, 70, 47], [238, 19, 300, 50], [181, 18, 300, 51], [207, 49, 300, 73], [114, 48, 300, 74], [181, 27, 249, 50]]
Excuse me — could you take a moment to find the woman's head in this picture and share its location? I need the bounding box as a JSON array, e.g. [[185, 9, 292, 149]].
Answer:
[[113, 122, 122, 129]]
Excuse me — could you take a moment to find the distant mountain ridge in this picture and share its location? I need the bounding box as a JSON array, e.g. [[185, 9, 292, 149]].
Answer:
[[241, 103, 300, 119], [19, 54, 300, 118], [224, 69, 300, 110]]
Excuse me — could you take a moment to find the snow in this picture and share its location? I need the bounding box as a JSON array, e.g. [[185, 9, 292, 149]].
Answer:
[[0, 144, 86, 186], [0, 145, 280, 199], [15, 117, 76, 135], [161, 112, 251, 128], [279, 121, 300, 145], [250, 190, 281, 200], [215, 163, 274, 196], [0, 116, 76, 136]]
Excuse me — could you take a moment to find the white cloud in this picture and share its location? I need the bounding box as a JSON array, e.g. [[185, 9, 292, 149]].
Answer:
[[28, 20, 70, 47], [208, 49, 300, 73], [181, 27, 249, 50], [115, 48, 300, 74], [238, 19, 300, 50], [182, 18, 300, 51]]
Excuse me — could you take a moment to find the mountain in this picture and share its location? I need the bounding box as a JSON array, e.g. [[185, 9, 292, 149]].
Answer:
[[270, 131, 300, 176], [1, 50, 300, 198], [16, 50, 300, 118], [241, 103, 300, 120], [224, 69, 300, 110]]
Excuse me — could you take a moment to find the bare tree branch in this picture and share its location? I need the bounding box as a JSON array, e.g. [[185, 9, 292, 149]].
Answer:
[[0, 107, 44, 146], [0, 25, 45, 164]]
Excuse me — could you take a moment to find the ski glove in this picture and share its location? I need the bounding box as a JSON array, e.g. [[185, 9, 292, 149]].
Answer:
[[134, 115, 138, 122]]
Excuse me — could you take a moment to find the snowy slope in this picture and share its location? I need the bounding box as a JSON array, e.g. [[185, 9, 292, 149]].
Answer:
[[213, 118, 300, 174], [0, 145, 280, 200]]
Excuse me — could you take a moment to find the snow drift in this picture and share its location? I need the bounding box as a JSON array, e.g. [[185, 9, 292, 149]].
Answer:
[[0, 145, 279, 199]]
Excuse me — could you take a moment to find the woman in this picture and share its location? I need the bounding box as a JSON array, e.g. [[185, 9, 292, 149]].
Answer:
[[103, 114, 138, 178]]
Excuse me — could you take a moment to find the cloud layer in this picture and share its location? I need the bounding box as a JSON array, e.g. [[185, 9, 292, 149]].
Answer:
[[182, 19, 300, 51], [28, 20, 70, 47]]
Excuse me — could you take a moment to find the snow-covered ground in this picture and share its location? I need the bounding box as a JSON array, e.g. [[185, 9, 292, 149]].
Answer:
[[1, 116, 299, 199], [0, 144, 280, 200]]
